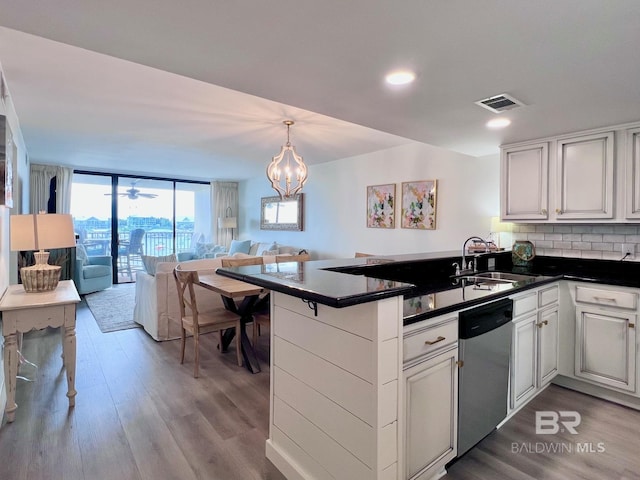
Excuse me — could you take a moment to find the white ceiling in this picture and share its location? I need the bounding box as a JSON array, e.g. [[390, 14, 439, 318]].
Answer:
[[1, 1, 639, 181]]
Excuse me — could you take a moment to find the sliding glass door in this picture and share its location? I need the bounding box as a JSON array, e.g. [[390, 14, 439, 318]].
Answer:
[[116, 178, 172, 283], [71, 172, 210, 285], [71, 173, 113, 256]]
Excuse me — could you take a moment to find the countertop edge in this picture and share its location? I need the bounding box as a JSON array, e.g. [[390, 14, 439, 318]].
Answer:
[[215, 268, 415, 308]]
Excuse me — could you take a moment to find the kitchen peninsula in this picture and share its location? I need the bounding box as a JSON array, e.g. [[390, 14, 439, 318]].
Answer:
[[217, 251, 640, 480]]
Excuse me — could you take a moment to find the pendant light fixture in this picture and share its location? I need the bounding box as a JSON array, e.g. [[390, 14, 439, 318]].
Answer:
[[266, 120, 308, 199]]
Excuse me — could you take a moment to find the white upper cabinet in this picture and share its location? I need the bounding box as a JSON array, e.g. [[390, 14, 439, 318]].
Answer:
[[625, 127, 640, 219], [556, 132, 614, 219], [499, 122, 640, 223], [501, 143, 549, 220]]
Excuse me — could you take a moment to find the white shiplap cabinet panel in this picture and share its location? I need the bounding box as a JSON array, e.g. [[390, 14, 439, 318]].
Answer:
[[275, 295, 397, 340], [274, 367, 375, 467], [273, 336, 375, 425], [274, 305, 374, 382], [274, 397, 372, 480], [268, 292, 403, 480], [269, 428, 334, 480]]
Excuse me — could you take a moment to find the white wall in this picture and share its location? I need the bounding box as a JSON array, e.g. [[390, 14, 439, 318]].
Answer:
[[239, 142, 500, 259], [1, 65, 30, 421]]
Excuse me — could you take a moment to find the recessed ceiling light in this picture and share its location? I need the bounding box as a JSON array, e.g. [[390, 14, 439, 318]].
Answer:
[[385, 70, 416, 86], [486, 118, 511, 129]]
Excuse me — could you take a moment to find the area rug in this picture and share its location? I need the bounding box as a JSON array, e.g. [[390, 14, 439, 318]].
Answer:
[[85, 283, 140, 333]]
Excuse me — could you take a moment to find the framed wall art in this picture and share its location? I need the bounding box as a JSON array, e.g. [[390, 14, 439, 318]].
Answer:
[[401, 180, 437, 229], [366, 183, 395, 228]]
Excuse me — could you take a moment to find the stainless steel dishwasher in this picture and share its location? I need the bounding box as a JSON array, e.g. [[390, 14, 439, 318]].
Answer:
[[457, 297, 513, 457]]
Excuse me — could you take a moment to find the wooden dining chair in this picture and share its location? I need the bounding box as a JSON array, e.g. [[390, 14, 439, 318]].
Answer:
[[173, 266, 243, 377], [275, 253, 311, 263], [221, 256, 264, 267]]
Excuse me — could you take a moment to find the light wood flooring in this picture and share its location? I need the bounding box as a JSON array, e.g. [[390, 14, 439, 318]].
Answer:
[[1, 300, 639, 480]]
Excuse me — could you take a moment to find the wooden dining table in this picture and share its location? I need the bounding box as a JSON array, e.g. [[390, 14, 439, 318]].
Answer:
[[196, 272, 267, 374]]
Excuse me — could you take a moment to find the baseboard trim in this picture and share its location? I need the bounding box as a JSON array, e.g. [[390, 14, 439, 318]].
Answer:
[[552, 375, 640, 411], [265, 440, 307, 480]]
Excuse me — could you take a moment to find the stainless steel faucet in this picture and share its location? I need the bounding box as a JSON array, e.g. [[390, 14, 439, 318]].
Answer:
[[460, 236, 490, 274]]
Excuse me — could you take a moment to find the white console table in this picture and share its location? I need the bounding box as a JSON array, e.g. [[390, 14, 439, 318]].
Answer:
[[0, 280, 81, 423]]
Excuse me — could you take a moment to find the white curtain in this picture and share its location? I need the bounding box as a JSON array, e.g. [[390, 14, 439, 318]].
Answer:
[[212, 181, 238, 249], [30, 164, 74, 213]]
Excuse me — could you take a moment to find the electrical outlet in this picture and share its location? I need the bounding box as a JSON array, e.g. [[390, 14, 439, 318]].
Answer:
[[622, 243, 635, 258]]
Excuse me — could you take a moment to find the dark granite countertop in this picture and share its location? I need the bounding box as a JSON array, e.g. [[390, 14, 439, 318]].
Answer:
[[216, 251, 640, 326]]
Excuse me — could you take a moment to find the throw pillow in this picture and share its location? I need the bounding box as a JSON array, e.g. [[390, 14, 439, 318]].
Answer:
[[262, 249, 279, 256], [252, 241, 278, 256], [76, 243, 89, 266], [195, 242, 223, 258], [141, 254, 177, 276], [228, 239, 251, 255]]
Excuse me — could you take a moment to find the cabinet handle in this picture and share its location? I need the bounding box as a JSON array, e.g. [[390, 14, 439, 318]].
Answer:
[[536, 320, 548, 328], [541, 209, 547, 215], [630, 323, 635, 329], [593, 296, 617, 304], [425, 336, 446, 345]]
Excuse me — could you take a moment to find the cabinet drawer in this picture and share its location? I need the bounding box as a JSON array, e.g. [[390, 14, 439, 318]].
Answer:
[[513, 292, 537, 317], [539, 285, 559, 308], [575, 285, 638, 310], [403, 318, 457, 363]]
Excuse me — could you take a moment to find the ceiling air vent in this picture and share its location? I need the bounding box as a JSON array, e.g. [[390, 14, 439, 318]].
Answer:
[[475, 93, 525, 113]]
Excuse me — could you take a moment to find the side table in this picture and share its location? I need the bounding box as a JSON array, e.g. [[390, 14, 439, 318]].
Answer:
[[0, 280, 81, 423]]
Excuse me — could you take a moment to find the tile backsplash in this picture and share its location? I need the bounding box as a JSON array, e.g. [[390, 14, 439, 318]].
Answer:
[[512, 224, 640, 262]]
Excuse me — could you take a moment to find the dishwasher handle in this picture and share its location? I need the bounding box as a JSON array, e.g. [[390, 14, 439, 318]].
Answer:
[[459, 298, 513, 339]]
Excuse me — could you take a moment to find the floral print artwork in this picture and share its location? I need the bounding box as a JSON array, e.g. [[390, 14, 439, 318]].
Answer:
[[367, 184, 395, 228], [401, 180, 437, 229]]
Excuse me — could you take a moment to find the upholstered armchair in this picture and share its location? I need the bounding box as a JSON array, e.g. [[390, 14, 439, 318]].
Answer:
[[74, 243, 113, 295]]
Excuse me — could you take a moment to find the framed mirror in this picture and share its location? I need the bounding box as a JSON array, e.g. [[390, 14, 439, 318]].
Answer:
[[260, 194, 304, 231]]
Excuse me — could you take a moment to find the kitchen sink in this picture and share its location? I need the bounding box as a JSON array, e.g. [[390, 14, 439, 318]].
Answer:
[[472, 271, 538, 282], [456, 271, 540, 287], [460, 276, 514, 285]]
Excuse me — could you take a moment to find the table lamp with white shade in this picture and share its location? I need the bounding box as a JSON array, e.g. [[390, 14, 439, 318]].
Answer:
[[10, 213, 77, 292], [218, 207, 238, 240]]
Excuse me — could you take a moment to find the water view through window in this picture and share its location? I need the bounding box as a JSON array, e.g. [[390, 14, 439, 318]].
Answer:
[[71, 173, 211, 283]]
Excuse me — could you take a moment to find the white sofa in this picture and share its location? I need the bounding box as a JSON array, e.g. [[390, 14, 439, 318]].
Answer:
[[133, 246, 308, 341], [133, 257, 225, 341]]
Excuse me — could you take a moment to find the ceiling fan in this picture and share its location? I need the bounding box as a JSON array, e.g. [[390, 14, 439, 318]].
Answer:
[[105, 181, 158, 200]]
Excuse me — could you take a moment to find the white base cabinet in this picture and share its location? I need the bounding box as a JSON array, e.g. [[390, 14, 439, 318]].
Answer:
[[537, 306, 559, 387], [571, 283, 638, 394], [510, 284, 559, 412], [575, 306, 636, 392], [511, 312, 537, 409], [403, 346, 458, 480], [402, 314, 459, 480]]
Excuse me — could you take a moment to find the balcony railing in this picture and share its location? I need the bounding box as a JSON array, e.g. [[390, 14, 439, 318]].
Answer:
[[82, 229, 194, 256]]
